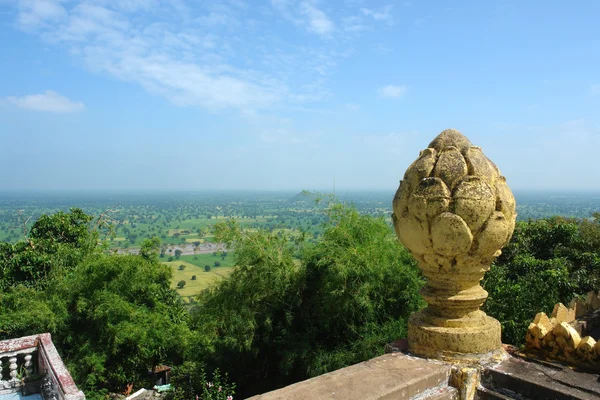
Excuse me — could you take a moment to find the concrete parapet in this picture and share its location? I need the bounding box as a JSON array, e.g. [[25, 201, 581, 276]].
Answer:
[[525, 294, 600, 370], [247, 353, 456, 400]]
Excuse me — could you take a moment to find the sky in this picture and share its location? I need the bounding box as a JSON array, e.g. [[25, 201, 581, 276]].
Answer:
[[0, 0, 599, 192]]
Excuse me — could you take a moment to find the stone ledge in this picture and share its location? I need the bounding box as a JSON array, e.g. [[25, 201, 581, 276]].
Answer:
[[481, 355, 600, 400], [247, 352, 452, 400]]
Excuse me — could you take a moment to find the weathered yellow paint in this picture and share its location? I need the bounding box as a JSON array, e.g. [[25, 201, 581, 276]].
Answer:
[[524, 298, 600, 369], [393, 129, 516, 363], [450, 366, 480, 400]]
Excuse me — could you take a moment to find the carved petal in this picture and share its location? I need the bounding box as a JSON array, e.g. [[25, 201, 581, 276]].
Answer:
[[408, 177, 451, 221], [453, 176, 495, 234], [495, 177, 516, 221], [394, 212, 432, 256], [472, 211, 510, 258], [403, 148, 437, 193], [595, 339, 600, 356], [576, 336, 596, 360], [552, 322, 581, 349], [430, 212, 473, 256], [428, 129, 473, 154], [392, 180, 411, 216], [433, 146, 468, 190], [465, 146, 499, 183]]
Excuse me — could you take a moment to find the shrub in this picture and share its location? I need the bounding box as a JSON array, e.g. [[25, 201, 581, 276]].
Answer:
[[166, 362, 235, 400], [192, 203, 424, 397], [484, 217, 600, 345]]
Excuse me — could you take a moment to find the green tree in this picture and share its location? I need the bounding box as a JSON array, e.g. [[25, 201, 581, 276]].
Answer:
[[191, 203, 423, 397], [204, 265, 211, 272], [177, 280, 186, 289], [174, 249, 183, 259], [55, 255, 191, 395], [140, 237, 161, 260], [484, 216, 600, 345], [0, 215, 191, 398], [178, 265, 186, 271], [0, 208, 97, 290]]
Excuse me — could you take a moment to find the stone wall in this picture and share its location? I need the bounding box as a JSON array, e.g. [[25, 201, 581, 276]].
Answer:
[[525, 292, 600, 369]]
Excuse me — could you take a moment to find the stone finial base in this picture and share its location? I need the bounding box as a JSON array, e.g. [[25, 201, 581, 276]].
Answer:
[[408, 310, 503, 363]]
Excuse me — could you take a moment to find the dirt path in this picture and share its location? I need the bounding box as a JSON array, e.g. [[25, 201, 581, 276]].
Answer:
[[116, 242, 227, 255]]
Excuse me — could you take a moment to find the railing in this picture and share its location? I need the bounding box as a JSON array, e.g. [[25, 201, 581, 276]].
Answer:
[[0, 344, 36, 392], [0, 333, 85, 400]]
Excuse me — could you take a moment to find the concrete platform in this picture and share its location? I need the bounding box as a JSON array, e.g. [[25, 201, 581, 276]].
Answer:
[[479, 355, 600, 400], [247, 352, 455, 400]]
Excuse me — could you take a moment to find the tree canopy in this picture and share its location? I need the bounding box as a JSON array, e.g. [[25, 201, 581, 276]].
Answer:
[[0, 208, 97, 290], [0, 210, 190, 399], [1, 205, 599, 399], [190, 204, 424, 397], [483, 216, 600, 345]]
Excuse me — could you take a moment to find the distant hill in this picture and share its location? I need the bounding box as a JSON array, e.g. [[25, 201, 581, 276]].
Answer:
[[288, 190, 320, 204]]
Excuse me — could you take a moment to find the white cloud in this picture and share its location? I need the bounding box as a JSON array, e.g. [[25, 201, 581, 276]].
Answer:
[[379, 85, 407, 98], [361, 5, 393, 24], [12, 0, 349, 113], [299, 2, 334, 35], [271, 0, 334, 37], [6, 90, 85, 112], [342, 16, 367, 33], [17, 0, 67, 30], [345, 103, 360, 112], [196, 11, 239, 28], [112, 0, 160, 13], [99, 55, 284, 110], [13, 1, 291, 112]]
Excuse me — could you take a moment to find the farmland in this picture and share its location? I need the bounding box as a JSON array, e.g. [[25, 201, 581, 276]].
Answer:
[[165, 259, 234, 298], [165, 253, 236, 300], [1, 189, 600, 298]]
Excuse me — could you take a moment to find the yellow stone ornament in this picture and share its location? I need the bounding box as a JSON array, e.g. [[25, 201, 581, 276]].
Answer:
[[392, 129, 516, 362]]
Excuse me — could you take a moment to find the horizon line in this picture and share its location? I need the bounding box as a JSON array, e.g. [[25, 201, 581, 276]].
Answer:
[[1, 188, 600, 193]]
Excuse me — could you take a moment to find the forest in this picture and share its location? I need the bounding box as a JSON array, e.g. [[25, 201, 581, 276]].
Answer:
[[0, 192, 599, 399]]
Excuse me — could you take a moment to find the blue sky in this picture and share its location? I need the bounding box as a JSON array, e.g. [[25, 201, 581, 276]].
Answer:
[[1, 0, 599, 191]]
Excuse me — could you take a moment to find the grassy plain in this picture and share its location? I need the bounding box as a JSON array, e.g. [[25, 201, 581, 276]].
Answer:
[[165, 260, 235, 298], [176, 253, 236, 268]]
